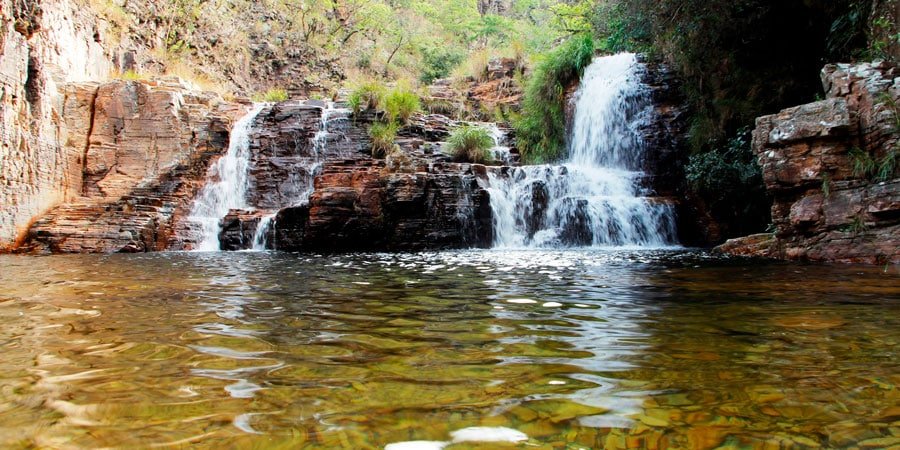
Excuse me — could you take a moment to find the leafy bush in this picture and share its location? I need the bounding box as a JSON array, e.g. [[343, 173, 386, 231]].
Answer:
[[446, 125, 495, 163], [685, 128, 770, 236], [383, 87, 422, 124], [514, 34, 594, 163], [252, 88, 288, 102], [369, 121, 399, 158], [419, 45, 465, 84], [348, 81, 386, 115]]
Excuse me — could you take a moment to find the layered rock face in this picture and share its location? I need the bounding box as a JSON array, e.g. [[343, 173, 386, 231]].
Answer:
[[0, 0, 116, 249], [216, 103, 492, 252], [719, 62, 900, 264], [23, 79, 236, 253], [271, 160, 492, 252]]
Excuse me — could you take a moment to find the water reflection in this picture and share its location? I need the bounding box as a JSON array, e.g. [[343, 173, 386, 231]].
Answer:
[[0, 251, 897, 449]]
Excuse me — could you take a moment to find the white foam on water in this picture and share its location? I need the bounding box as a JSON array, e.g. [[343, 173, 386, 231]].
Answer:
[[450, 426, 528, 443]]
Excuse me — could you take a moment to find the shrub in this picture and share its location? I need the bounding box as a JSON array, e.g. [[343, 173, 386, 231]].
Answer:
[[514, 34, 594, 163], [348, 81, 386, 115], [419, 45, 465, 84], [369, 121, 399, 158], [685, 128, 771, 236], [252, 88, 288, 102], [446, 125, 495, 163], [383, 87, 421, 124]]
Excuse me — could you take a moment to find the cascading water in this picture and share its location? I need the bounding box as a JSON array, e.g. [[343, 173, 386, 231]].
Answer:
[[249, 102, 349, 250], [487, 53, 677, 248], [187, 104, 266, 251]]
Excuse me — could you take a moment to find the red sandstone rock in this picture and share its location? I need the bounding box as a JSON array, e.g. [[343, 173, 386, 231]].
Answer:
[[720, 62, 900, 264], [21, 79, 237, 253]]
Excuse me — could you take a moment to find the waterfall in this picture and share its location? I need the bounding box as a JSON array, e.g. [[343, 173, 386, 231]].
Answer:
[[248, 102, 349, 250], [251, 214, 275, 251], [487, 53, 677, 248], [488, 124, 513, 165], [187, 104, 266, 251]]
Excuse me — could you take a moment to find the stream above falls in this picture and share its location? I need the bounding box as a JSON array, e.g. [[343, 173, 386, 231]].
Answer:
[[1, 250, 897, 448]]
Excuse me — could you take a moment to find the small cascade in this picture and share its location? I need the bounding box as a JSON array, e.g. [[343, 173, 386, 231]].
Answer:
[[248, 102, 350, 249], [487, 124, 514, 165], [251, 214, 276, 251], [487, 53, 677, 248], [187, 104, 266, 251]]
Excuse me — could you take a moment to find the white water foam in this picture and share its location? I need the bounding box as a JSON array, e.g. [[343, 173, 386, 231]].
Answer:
[[188, 104, 266, 251], [487, 53, 677, 248]]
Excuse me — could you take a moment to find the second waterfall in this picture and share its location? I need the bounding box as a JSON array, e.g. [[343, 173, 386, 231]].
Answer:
[[487, 53, 678, 248]]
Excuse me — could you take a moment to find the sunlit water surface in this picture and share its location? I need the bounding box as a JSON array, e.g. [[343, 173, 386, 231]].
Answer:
[[0, 251, 898, 449]]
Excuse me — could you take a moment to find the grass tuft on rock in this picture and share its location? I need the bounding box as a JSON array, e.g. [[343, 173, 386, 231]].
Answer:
[[348, 81, 386, 115], [383, 87, 422, 124], [446, 125, 494, 164], [369, 121, 399, 158]]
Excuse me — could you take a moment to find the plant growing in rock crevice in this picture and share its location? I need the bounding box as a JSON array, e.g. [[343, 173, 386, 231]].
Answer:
[[252, 88, 288, 102], [369, 122, 399, 158], [348, 81, 386, 115], [446, 125, 494, 163], [383, 87, 421, 124], [358, 83, 422, 158]]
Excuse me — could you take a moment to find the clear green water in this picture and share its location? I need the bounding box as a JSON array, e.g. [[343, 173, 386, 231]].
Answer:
[[0, 250, 898, 449]]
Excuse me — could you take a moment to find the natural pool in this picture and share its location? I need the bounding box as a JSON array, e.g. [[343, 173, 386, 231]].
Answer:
[[0, 250, 898, 449]]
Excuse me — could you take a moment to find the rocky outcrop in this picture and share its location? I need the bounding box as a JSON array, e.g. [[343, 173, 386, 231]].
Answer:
[[219, 109, 494, 252], [247, 101, 370, 210], [0, 0, 121, 249], [425, 57, 524, 121], [256, 161, 492, 252], [21, 79, 237, 253], [719, 62, 900, 264]]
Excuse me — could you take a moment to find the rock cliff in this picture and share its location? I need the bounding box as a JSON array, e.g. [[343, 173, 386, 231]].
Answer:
[[22, 78, 237, 253], [719, 62, 900, 264], [214, 102, 493, 252], [0, 0, 120, 249]]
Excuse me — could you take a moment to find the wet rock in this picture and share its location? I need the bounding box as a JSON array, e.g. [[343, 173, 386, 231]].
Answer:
[[525, 180, 549, 238], [270, 159, 492, 252], [218, 209, 267, 251], [557, 198, 592, 246]]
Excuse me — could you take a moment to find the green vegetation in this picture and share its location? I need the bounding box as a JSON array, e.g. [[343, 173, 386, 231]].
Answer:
[[117, 69, 145, 81], [850, 146, 877, 178], [685, 128, 770, 236], [383, 86, 422, 124], [514, 34, 594, 163], [348, 81, 386, 115], [446, 125, 495, 163], [369, 122, 399, 158], [253, 88, 289, 103]]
